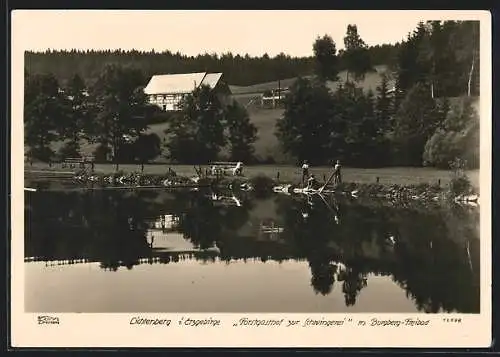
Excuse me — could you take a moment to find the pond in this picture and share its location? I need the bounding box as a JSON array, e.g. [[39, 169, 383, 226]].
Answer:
[[24, 182, 480, 313]]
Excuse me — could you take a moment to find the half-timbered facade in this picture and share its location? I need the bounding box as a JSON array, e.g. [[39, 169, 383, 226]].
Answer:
[[144, 72, 232, 111]]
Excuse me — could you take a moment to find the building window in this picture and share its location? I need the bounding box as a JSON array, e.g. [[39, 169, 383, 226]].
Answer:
[[162, 105, 166, 111], [165, 95, 177, 106]]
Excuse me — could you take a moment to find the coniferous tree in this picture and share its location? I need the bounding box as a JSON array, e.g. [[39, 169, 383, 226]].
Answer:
[[342, 24, 373, 82], [375, 73, 393, 132], [395, 22, 429, 99]]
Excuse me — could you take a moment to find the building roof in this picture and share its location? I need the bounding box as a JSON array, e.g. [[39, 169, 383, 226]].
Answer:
[[144, 72, 224, 95], [200, 73, 223, 89]]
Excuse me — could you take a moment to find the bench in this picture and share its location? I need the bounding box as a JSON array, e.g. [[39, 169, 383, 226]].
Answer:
[[208, 161, 244, 176], [62, 156, 95, 169]]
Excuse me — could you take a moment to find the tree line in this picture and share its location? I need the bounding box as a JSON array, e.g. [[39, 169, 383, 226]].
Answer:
[[24, 20, 480, 169], [25, 45, 400, 87]]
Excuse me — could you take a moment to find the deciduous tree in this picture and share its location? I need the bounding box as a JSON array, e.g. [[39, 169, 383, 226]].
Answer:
[[391, 82, 442, 166], [275, 77, 335, 164], [423, 97, 478, 169], [312, 35, 340, 82], [87, 64, 153, 162], [57, 74, 88, 158], [24, 73, 67, 161], [164, 85, 226, 164]]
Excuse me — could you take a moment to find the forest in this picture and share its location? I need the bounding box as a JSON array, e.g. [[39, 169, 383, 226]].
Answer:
[[25, 43, 399, 87], [24, 20, 480, 169]]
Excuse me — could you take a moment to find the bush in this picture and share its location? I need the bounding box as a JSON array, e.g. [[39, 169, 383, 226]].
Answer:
[[92, 144, 111, 163], [57, 141, 81, 160], [448, 158, 473, 197], [423, 97, 479, 169], [27, 146, 54, 162], [257, 145, 295, 165], [134, 133, 162, 163], [147, 110, 175, 125], [249, 174, 276, 198]]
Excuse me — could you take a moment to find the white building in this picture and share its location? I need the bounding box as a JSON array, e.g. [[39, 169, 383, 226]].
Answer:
[[144, 72, 232, 111]]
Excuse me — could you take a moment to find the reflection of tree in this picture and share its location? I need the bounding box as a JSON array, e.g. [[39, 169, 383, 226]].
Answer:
[[384, 204, 480, 313], [177, 191, 281, 261], [176, 193, 222, 250], [338, 264, 368, 306], [26, 188, 255, 269], [276, 194, 479, 312], [222, 204, 252, 231], [25, 187, 480, 313], [26, 189, 162, 271], [308, 254, 338, 296], [172, 190, 252, 250], [276, 195, 341, 296]]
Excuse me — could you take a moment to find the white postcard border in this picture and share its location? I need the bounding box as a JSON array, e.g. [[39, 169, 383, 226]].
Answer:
[[10, 9, 492, 348]]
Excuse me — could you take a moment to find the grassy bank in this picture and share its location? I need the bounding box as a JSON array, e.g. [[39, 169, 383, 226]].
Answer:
[[24, 162, 480, 189]]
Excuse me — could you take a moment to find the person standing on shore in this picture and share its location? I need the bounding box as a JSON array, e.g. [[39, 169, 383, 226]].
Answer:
[[333, 160, 342, 185], [307, 174, 318, 190], [301, 160, 309, 186]]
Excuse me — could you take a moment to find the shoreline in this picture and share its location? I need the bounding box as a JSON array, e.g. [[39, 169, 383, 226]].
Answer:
[[24, 163, 479, 187], [24, 165, 479, 206]]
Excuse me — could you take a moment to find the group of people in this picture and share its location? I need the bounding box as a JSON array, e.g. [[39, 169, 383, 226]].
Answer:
[[301, 159, 342, 190]]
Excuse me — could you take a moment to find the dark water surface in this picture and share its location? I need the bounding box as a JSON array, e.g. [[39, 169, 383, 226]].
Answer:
[[24, 182, 480, 313]]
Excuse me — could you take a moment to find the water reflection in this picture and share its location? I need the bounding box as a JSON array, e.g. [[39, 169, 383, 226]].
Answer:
[[24, 182, 480, 313]]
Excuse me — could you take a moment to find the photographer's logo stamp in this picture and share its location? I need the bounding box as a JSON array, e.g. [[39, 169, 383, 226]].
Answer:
[[37, 315, 60, 325]]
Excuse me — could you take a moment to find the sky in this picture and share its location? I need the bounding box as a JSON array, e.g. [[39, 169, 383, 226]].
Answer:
[[12, 10, 483, 57]]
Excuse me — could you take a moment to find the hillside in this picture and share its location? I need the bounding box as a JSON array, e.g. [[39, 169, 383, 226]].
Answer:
[[230, 65, 393, 96], [47, 65, 479, 164], [228, 65, 395, 160], [327, 65, 395, 93], [230, 77, 304, 95]]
